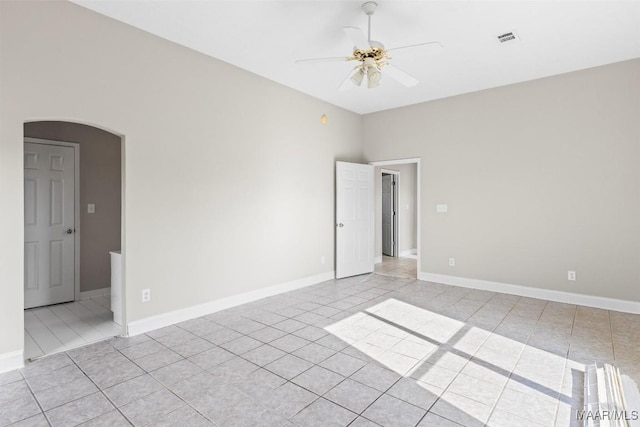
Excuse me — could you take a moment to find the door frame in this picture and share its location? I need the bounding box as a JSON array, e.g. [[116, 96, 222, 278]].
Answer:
[[380, 169, 399, 258], [24, 137, 81, 302], [370, 158, 421, 270]]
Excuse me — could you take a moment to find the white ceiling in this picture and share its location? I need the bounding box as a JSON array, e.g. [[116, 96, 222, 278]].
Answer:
[[73, 1, 640, 115]]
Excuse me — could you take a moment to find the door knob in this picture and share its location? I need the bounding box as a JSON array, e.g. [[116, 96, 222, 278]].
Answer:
[[66, 228, 73, 234], [337, 223, 344, 228]]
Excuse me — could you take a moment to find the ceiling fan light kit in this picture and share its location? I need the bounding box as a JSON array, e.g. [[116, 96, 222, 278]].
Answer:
[[351, 68, 365, 86], [295, 1, 442, 91]]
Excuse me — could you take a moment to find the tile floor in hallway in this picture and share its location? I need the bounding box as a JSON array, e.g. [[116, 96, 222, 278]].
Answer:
[[374, 256, 417, 279], [24, 296, 121, 360], [2, 273, 639, 427]]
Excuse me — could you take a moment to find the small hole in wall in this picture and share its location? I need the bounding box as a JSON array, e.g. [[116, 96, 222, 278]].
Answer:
[[321, 114, 328, 124]]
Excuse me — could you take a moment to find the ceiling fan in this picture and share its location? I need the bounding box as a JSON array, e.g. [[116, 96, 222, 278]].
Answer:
[[296, 1, 443, 90]]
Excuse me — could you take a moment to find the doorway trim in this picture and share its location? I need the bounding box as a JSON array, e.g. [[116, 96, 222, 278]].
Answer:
[[24, 137, 81, 302], [380, 169, 399, 258], [369, 158, 421, 271]]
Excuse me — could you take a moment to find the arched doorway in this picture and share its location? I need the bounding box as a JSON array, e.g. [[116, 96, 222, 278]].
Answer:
[[23, 121, 125, 360]]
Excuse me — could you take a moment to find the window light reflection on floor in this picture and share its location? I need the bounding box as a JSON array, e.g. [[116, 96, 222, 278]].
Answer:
[[323, 297, 576, 426]]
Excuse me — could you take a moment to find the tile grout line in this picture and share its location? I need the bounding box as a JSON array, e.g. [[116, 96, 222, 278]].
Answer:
[[341, 279, 501, 425], [194, 274, 416, 423], [482, 299, 550, 425], [21, 373, 53, 427], [24, 329, 45, 361], [413, 292, 527, 426], [66, 350, 138, 426], [104, 335, 217, 426], [24, 309, 66, 357], [550, 303, 580, 426], [140, 332, 263, 426], [607, 309, 617, 365], [54, 302, 110, 343], [34, 306, 88, 351]]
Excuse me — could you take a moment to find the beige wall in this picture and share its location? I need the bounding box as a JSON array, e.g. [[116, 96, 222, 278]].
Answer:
[[364, 59, 640, 302], [0, 1, 362, 358], [24, 122, 122, 293], [374, 164, 417, 259]]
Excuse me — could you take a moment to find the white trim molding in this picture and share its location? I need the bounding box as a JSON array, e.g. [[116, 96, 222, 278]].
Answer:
[[400, 249, 417, 259], [79, 287, 111, 300], [127, 271, 335, 336], [0, 350, 24, 374], [418, 272, 640, 314]]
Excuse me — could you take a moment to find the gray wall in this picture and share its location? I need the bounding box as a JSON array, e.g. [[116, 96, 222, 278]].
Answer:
[[364, 59, 640, 302], [374, 164, 417, 259], [0, 1, 362, 358], [24, 122, 122, 293]]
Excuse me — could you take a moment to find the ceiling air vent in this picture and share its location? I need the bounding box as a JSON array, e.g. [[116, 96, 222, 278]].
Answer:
[[497, 31, 517, 43]]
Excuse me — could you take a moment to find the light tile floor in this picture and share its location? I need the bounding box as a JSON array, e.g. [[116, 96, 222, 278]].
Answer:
[[2, 274, 639, 426], [375, 256, 417, 279], [24, 296, 121, 360]]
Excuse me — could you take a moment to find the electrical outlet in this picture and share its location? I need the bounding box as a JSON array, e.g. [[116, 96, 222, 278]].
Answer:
[[142, 289, 151, 302], [449, 258, 456, 267], [320, 256, 326, 265], [88, 204, 95, 214], [568, 271, 576, 281]]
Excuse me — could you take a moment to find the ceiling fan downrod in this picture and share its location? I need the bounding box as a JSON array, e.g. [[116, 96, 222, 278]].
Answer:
[[362, 1, 377, 42]]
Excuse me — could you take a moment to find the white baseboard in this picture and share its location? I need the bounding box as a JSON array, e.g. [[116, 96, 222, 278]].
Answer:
[[79, 287, 110, 300], [418, 272, 640, 314], [127, 271, 335, 336], [0, 350, 24, 374], [374, 256, 382, 265], [400, 249, 417, 259]]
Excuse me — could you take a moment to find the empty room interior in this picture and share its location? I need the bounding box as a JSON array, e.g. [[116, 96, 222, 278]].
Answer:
[[0, 1, 639, 426]]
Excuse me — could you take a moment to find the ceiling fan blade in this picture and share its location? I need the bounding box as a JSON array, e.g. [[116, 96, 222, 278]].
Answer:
[[344, 26, 370, 50], [295, 56, 350, 64], [384, 64, 419, 87], [387, 41, 443, 57]]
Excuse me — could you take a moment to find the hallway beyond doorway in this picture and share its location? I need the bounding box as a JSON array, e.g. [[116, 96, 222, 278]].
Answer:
[[375, 256, 417, 279]]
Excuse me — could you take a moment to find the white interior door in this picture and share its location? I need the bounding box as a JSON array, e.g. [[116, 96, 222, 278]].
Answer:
[[382, 174, 394, 257], [336, 161, 374, 279], [24, 142, 76, 309]]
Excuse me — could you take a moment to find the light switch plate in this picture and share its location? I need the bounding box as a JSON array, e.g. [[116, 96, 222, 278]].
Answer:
[[88, 204, 95, 214], [436, 204, 448, 213]]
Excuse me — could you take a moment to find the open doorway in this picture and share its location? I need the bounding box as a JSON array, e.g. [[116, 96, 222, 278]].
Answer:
[[381, 171, 398, 257], [23, 121, 124, 360], [370, 159, 419, 279]]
